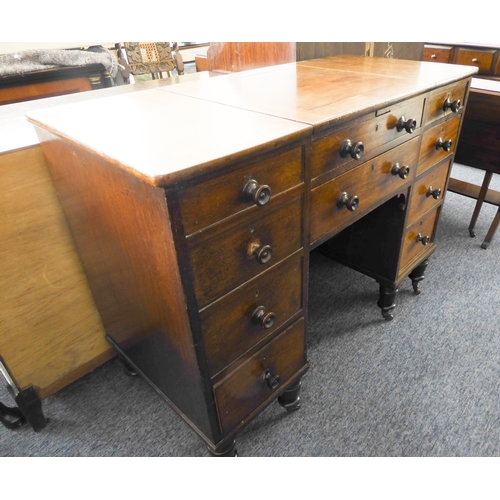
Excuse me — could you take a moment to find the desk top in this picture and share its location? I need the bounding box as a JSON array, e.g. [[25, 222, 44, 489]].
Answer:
[[27, 55, 477, 188], [0, 71, 216, 154], [163, 55, 478, 130]]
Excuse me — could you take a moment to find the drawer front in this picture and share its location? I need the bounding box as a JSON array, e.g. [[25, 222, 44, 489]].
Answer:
[[423, 45, 452, 64], [311, 98, 424, 180], [417, 114, 461, 176], [311, 137, 419, 243], [200, 253, 303, 376], [400, 209, 439, 271], [456, 48, 494, 75], [179, 146, 303, 235], [189, 195, 302, 308], [408, 159, 451, 225], [423, 80, 468, 124], [214, 318, 306, 434]]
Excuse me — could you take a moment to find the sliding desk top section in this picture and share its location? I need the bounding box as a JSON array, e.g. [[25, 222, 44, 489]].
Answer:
[[160, 55, 478, 131]]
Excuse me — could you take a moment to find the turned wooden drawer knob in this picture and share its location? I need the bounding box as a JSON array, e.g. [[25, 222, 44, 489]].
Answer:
[[443, 97, 461, 113], [472, 58, 479, 63], [252, 305, 276, 329], [337, 192, 359, 212], [396, 116, 417, 134], [243, 179, 271, 206], [340, 139, 364, 160], [263, 369, 281, 390], [252, 244, 272, 264], [435, 137, 452, 152], [431, 54, 437, 59], [391, 163, 410, 179], [426, 186, 442, 200], [417, 233, 430, 245]]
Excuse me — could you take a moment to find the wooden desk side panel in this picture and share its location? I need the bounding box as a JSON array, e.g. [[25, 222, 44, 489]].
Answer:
[[0, 145, 111, 399], [35, 129, 214, 437]]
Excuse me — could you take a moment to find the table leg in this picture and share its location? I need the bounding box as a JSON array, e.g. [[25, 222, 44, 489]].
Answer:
[[377, 284, 398, 321], [469, 171, 493, 237], [278, 379, 303, 412], [408, 259, 429, 295], [481, 206, 500, 249], [207, 439, 238, 457]]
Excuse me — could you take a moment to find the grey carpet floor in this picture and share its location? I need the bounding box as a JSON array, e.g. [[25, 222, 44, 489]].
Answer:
[[1, 163, 499, 457]]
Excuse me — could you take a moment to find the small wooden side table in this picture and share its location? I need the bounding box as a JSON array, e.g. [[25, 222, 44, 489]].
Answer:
[[449, 78, 500, 248]]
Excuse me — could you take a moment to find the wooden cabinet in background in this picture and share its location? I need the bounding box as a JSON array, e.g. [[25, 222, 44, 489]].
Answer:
[[423, 43, 500, 80], [205, 42, 424, 73]]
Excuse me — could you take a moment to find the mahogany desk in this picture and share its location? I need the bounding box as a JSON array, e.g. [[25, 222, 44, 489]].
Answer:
[[27, 56, 477, 455]]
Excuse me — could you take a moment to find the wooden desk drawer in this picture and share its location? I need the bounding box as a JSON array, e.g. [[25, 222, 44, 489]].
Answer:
[[408, 159, 451, 226], [311, 98, 424, 180], [189, 195, 302, 308], [400, 209, 439, 271], [423, 45, 452, 64], [311, 138, 419, 244], [179, 146, 303, 235], [417, 114, 461, 176], [213, 317, 306, 434], [423, 81, 468, 124], [200, 253, 303, 376], [456, 48, 494, 75]]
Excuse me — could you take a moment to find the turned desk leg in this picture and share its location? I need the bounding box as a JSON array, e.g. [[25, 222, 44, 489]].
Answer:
[[208, 439, 238, 457], [278, 380, 303, 412], [377, 284, 398, 321], [469, 171, 493, 238], [481, 206, 500, 249], [408, 259, 429, 295]]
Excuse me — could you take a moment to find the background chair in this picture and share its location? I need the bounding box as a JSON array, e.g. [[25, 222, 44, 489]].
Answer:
[[121, 42, 184, 80]]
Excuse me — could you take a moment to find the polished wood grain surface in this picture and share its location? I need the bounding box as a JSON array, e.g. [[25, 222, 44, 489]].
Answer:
[[299, 55, 475, 83], [163, 56, 476, 133], [0, 146, 110, 399]]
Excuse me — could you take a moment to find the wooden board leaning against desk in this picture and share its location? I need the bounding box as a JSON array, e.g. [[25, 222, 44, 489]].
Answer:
[[0, 71, 216, 431]]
